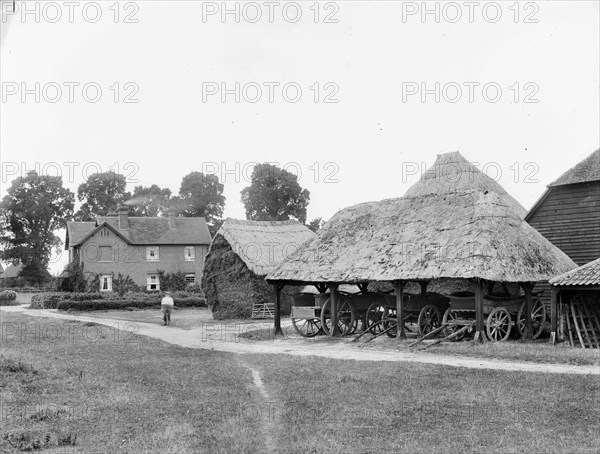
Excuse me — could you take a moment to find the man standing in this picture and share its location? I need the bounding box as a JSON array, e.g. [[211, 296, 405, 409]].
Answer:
[[161, 291, 174, 326]]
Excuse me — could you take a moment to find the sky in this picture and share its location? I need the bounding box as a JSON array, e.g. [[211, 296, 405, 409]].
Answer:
[[0, 0, 599, 275]]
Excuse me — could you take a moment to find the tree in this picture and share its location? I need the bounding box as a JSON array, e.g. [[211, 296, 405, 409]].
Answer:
[[241, 163, 310, 223], [0, 171, 74, 284], [75, 172, 130, 221], [178, 172, 226, 231], [307, 217, 324, 232], [127, 185, 172, 217]]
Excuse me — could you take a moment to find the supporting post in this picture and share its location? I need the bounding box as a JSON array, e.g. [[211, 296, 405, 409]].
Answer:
[[473, 279, 486, 343], [394, 281, 407, 340], [273, 284, 284, 337], [550, 286, 558, 345], [328, 283, 340, 337], [521, 282, 533, 340], [419, 281, 428, 296]]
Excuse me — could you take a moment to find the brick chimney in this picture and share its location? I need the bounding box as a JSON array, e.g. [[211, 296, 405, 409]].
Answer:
[[118, 206, 129, 230], [168, 208, 176, 230]]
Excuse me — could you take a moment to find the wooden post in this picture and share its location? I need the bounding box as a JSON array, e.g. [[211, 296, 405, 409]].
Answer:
[[473, 279, 486, 343], [419, 281, 428, 295], [329, 283, 340, 337], [394, 281, 407, 340], [522, 283, 533, 340], [273, 284, 283, 337], [550, 286, 558, 345]]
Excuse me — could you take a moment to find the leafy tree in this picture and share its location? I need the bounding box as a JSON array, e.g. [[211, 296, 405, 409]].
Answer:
[[241, 163, 310, 223], [127, 185, 172, 217], [75, 172, 130, 221], [0, 171, 75, 283], [177, 172, 225, 231], [307, 217, 324, 232]]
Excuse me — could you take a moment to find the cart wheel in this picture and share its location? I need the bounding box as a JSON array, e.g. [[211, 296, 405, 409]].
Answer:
[[417, 305, 442, 336], [365, 303, 387, 334], [441, 308, 467, 341], [516, 298, 546, 339], [321, 296, 356, 336], [291, 318, 322, 338], [486, 307, 512, 342]]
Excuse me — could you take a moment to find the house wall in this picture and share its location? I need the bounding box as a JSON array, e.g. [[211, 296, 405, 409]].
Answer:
[[527, 182, 600, 266], [74, 226, 209, 288]]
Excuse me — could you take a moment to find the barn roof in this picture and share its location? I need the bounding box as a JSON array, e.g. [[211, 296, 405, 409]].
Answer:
[[549, 148, 600, 187], [550, 257, 600, 286], [215, 218, 316, 277], [0, 262, 23, 279], [267, 152, 576, 284], [66, 216, 211, 248]]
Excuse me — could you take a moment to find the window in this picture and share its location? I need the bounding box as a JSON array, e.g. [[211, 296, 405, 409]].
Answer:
[[184, 246, 195, 261], [147, 274, 160, 291], [146, 246, 159, 261], [100, 229, 110, 237], [99, 246, 113, 262], [185, 273, 195, 284], [100, 275, 112, 292]]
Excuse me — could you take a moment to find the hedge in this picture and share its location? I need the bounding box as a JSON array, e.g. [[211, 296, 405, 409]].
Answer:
[[58, 297, 206, 311]]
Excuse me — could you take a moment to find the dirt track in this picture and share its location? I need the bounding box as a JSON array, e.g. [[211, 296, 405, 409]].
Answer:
[[3, 305, 599, 375]]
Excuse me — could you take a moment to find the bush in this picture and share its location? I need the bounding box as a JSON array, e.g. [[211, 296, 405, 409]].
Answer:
[[0, 290, 18, 306], [57, 296, 206, 311]]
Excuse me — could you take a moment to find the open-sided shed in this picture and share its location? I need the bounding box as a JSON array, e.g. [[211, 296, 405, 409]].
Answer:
[[267, 152, 576, 341], [201, 218, 315, 319]]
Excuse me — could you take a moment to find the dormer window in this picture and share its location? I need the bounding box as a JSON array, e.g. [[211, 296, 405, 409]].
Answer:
[[184, 246, 195, 261], [146, 246, 159, 261]]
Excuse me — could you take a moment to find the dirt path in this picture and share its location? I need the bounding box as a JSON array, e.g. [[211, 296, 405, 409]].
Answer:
[[3, 306, 599, 375]]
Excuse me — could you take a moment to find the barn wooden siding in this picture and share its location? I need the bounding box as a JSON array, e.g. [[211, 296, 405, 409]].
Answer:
[[526, 181, 600, 266]]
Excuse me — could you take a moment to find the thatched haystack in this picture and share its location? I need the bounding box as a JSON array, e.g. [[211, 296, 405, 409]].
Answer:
[[202, 219, 315, 319], [267, 152, 576, 285]]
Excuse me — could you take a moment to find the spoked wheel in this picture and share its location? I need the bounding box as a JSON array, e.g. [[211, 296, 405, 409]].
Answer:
[[384, 307, 398, 338], [486, 307, 512, 342], [442, 308, 466, 341], [321, 296, 356, 336], [516, 298, 546, 339], [417, 305, 442, 336], [365, 303, 387, 334], [291, 318, 322, 338]]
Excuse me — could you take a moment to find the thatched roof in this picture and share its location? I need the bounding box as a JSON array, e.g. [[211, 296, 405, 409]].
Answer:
[[550, 258, 600, 287], [213, 219, 316, 277], [549, 148, 600, 187], [267, 152, 576, 285]]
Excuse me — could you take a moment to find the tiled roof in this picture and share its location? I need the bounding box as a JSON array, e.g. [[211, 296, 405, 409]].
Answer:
[[66, 222, 96, 248], [0, 262, 23, 279], [549, 149, 600, 187], [95, 216, 211, 245], [550, 258, 600, 286]]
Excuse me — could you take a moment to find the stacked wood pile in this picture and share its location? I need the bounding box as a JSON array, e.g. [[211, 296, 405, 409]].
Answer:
[[562, 294, 600, 348]]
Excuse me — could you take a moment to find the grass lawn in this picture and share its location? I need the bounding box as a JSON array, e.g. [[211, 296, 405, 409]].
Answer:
[[0, 312, 263, 453], [1, 311, 599, 453]]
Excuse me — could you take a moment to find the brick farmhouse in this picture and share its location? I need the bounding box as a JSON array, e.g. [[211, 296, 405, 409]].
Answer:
[[65, 207, 211, 291]]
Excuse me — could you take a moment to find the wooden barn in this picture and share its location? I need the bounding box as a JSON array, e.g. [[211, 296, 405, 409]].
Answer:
[[526, 148, 600, 266], [201, 219, 315, 319], [267, 151, 576, 342], [550, 258, 600, 348]]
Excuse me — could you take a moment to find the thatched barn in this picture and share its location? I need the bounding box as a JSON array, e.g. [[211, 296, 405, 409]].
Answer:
[[267, 151, 576, 341], [201, 219, 315, 319], [549, 257, 600, 348]]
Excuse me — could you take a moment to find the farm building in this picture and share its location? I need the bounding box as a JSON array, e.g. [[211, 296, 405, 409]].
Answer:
[[267, 151, 576, 342], [526, 148, 600, 266], [201, 219, 315, 319], [0, 261, 24, 286], [549, 257, 600, 348]]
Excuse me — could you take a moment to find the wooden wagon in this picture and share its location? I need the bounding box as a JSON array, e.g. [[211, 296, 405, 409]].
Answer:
[[291, 290, 450, 338], [441, 291, 546, 341]]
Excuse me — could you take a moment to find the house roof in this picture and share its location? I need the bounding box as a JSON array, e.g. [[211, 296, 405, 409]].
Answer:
[[267, 152, 576, 284], [0, 262, 23, 279], [549, 148, 600, 187], [215, 218, 316, 277], [66, 216, 212, 248], [550, 257, 600, 286]]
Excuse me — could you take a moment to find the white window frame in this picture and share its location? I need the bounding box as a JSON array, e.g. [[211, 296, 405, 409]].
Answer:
[[184, 246, 195, 261], [146, 246, 159, 262], [147, 274, 160, 291], [100, 275, 112, 292], [185, 273, 195, 284]]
